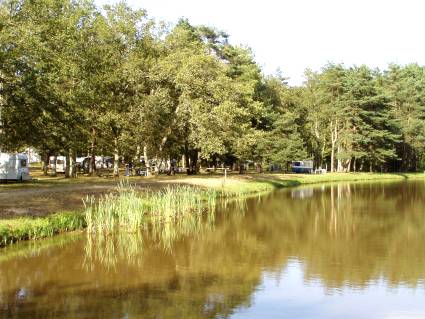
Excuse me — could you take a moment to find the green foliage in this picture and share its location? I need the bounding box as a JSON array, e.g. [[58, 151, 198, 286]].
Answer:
[[1, 0, 425, 173], [255, 78, 308, 168], [302, 64, 413, 172], [384, 64, 425, 170]]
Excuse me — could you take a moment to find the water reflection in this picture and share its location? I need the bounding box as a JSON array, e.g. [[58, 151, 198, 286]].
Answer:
[[291, 187, 314, 199], [1, 180, 425, 318], [83, 198, 248, 269], [84, 232, 145, 270]]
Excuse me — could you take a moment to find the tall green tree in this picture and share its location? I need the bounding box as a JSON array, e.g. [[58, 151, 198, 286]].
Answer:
[[384, 64, 425, 171]]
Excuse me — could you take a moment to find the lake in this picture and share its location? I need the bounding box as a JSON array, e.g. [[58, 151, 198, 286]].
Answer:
[[1, 180, 425, 318]]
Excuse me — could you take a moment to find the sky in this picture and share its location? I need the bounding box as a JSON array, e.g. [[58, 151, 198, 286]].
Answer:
[[96, 0, 425, 86]]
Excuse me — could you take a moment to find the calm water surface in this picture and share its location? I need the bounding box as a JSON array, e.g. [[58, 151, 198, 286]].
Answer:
[[1, 180, 425, 318]]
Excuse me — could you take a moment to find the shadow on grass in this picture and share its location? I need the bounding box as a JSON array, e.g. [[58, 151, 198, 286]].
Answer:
[[248, 176, 301, 189], [393, 172, 422, 179]]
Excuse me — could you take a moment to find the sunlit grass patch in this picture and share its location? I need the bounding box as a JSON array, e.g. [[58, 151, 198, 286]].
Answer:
[[0, 212, 85, 247]]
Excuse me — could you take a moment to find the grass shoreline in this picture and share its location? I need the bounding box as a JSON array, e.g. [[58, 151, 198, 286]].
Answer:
[[1, 172, 424, 247]]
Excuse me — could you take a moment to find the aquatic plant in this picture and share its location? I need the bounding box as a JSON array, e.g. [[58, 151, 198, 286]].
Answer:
[[84, 182, 218, 234]]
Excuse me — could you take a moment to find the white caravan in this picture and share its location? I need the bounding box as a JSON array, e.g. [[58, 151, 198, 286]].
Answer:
[[49, 156, 113, 174], [76, 156, 113, 172], [49, 156, 67, 173], [0, 153, 31, 181]]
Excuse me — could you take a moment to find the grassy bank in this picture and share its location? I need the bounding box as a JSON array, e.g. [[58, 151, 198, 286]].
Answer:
[[178, 172, 425, 195], [0, 212, 85, 246], [1, 172, 424, 247]]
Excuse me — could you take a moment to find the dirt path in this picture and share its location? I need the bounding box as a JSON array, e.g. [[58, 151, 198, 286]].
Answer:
[[0, 179, 169, 218], [0, 173, 266, 218]]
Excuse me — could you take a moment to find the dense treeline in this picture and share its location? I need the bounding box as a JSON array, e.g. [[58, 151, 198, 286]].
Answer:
[[1, 0, 425, 176]]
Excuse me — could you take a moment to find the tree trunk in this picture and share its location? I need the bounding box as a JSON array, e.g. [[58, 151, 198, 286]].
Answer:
[[401, 142, 406, 171], [192, 151, 199, 174], [135, 145, 141, 174], [65, 152, 71, 178], [239, 161, 244, 174], [153, 157, 160, 174], [42, 153, 49, 176], [346, 158, 351, 173], [135, 145, 140, 161], [320, 137, 326, 168], [212, 154, 217, 171], [182, 154, 186, 169], [113, 137, 119, 177], [51, 155, 57, 177], [70, 149, 77, 178], [255, 162, 263, 173], [330, 120, 338, 172], [337, 145, 342, 172], [89, 127, 97, 176], [414, 153, 418, 172], [143, 145, 150, 176], [166, 158, 171, 172], [184, 144, 191, 175]]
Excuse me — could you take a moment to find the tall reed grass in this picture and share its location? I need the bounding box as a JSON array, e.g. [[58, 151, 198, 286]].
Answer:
[[84, 182, 218, 234]]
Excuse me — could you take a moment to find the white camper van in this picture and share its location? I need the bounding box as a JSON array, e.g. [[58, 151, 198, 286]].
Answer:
[[0, 153, 31, 181], [76, 156, 113, 172], [49, 156, 67, 173]]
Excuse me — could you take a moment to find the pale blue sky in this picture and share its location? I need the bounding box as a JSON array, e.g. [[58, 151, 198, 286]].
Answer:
[[96, 0, 425, 85]]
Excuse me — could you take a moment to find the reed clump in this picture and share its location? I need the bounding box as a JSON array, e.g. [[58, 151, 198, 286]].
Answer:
[[84, 182, 218, 234]]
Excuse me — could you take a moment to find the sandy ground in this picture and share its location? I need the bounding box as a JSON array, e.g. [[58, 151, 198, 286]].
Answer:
[[0, 178, 171, 218], [0, 173, 234, 218], [0, 183, 112, 218]]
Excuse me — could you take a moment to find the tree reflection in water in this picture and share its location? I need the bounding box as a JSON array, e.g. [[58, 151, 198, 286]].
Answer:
[[1, 180, 425, 318]]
